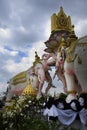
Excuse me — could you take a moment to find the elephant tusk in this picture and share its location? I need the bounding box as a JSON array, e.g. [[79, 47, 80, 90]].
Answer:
[[38, 76, 43, 83], [38, 76, 41, 82]]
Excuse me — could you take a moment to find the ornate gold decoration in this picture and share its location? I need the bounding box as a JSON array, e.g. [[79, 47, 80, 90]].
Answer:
[[51, 7, 72, 32], [66, 38, 77, 63], [66, 53, 77, 62], [58, 35, 67, 52], [66, 25, 78, 63], [78, 56, 82, 64], [13, 71, 27, 85], [67, 25, 78, 47], [33, 51, 42, 66], [66, 36, 87, 62], [67, 90, 77, 94], [22, 79, 36, 96], [13, 79, 26, 85]]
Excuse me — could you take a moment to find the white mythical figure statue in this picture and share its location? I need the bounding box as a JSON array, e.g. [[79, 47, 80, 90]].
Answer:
[[6, 51, 55, 101]]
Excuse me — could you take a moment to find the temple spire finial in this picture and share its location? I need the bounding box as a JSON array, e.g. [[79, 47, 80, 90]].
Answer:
[[33, 51, 41, 66]]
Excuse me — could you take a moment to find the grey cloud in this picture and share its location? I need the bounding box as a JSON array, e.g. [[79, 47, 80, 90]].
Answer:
[[0, 59, 11, 84], [0, 68, 11, 83], [0, 0, 10, 19], [0, 0, 87, 48]]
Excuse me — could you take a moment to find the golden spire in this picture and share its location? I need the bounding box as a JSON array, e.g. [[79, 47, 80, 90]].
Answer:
[[33, 51, 42, 66], [35, 51, 40, 61], [71, 25, 74, 32], [67, 25, 78, 45], [51, 7, 72, 32]]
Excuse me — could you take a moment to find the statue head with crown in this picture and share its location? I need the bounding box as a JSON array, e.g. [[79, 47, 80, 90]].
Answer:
[[51, 6, 72, 33]]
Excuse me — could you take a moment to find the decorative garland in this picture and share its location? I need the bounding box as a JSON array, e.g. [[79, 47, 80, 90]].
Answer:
[[43, 93, 87, 126]]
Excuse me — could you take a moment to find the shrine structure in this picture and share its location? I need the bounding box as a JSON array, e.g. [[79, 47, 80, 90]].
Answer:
[[6, 6, 87, 103], [5, 6, 87, 128]]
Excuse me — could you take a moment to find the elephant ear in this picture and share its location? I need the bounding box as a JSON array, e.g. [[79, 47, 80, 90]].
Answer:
[[77, 56, 82, 64]]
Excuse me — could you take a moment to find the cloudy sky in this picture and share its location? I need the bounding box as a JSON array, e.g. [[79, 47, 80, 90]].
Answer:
[[0, 0, 87, 94]]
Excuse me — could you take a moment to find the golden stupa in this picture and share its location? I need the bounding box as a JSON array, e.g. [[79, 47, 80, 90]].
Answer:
[[22, 80, 36, 96]]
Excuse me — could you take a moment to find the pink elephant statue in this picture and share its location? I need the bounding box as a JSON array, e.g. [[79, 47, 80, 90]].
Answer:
[[6, 66, 39, 101], [6, 52, 55, 100], [32, 51, 55, 99], [42, 49, 67, 94], [55, 50, 67, 93], [56, 36, 87, 103]]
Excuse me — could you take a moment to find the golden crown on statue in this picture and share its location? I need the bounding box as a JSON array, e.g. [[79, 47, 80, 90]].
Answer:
[[51, 7, 72, 33]]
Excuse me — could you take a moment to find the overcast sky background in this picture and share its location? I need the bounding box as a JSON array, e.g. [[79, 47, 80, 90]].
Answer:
[[0, 0, 87, 94]]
